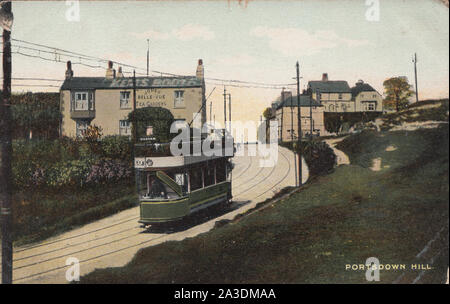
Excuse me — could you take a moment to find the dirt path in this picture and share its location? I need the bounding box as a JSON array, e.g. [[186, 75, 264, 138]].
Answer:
[[324, 137, 350, 166]]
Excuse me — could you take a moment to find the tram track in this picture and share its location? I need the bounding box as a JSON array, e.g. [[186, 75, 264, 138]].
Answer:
[[14, 225, 140, 262], [254, 148, 292, 199], [13, 233, 169, 282], [14, 215, 140, 254], [10, 145, 299, 283]]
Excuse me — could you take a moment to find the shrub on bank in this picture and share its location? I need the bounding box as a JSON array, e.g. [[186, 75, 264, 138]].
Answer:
[[12, 136, 134, 189], [101, 135, 133, 160], [280, 140, 336, 177]]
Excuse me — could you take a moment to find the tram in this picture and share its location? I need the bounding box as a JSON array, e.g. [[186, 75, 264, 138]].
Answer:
[[134, 128, 234, 226]]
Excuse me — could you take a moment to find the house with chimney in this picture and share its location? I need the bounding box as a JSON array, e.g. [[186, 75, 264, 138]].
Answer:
[[308, 73, 382, 113], [59, 60, 206, 137], [274, 91, 325, 142], [351, 79, 383, 112]]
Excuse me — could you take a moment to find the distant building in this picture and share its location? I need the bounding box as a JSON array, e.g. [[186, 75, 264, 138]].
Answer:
[[351, 80, 383, 112], [60, 59, 206, 137], [308, 73, 382, 113], [273, 94, 325, 142]]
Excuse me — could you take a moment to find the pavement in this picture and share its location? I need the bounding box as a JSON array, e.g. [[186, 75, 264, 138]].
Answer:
[[1, 144, 308, 284]]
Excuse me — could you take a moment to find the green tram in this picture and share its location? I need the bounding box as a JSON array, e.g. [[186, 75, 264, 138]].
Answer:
[[134, 134, 234, 226]]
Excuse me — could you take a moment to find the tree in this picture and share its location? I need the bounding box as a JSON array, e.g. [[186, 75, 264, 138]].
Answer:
[[383, 77, 414, 112], [128, 107, 175, 143], [262, 107, 275, 121], [9, 92, 61, 140]]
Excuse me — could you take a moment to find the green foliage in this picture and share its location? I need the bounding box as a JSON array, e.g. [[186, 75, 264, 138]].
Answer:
[[82, 124, 103, 154], [101, 135, 132, 160], [262, 107, 275, 120], [10, 92, 61, 139], [383, 77, 414, 112], [281, 140, 336, 177], [12, 135, 135, 189], [128, 106, 175, 142]]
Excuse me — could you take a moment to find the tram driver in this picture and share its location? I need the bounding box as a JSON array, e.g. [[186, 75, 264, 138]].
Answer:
[[146, 174, 167, 199]]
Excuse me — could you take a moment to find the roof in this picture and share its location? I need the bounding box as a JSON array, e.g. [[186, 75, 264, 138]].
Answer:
[[61, 76, 202, 90], [350, 82, 377, 99], [308, 80, 351, 93], [277, 95, 322, 109]]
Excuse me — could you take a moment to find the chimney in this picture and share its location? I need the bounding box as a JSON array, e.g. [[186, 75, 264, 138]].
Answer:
[[117, 66, 124, 78], [106, 61, 116, 79], [281, 90, 292, 101], [356, 79, 364, 86], [322, 73, 328, 81], [196, 59, 204, 79], [65, 61, 73, 79]]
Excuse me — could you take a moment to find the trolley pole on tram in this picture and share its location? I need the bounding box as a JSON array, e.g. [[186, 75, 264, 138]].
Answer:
[[132, 70, 137, 144], [1, 0, 13, 284], [223, 87, 227, 132], [132, 69, 137, 170], [228, 93, 231, 133], [296, 61, 302, 186]]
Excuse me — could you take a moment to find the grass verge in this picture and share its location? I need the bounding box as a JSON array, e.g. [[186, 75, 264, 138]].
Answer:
[[7, 182, 137, 246]]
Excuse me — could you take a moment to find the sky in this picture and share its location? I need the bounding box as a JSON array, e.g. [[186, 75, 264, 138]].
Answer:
[[3, 0, 449, 123]]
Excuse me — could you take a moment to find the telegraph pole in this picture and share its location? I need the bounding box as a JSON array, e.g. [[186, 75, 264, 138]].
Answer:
[[1, 0, 13, 284], [146, 39, 150, 76], [280, 87, 284, 141], [223, 86, 227, 132], [290, 96, 297, 187], [309, 89, 313, 141], [413, 53, 419, 103], [228, 93, 231, 133], [296, 61, 302, 186], [209, 101, 212, 124], [132, 70, 137, 143]]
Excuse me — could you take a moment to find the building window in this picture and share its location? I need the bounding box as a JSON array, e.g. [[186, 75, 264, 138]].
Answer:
[[120, 91, 131, 109], [74, 92, 88, 110], [146, 126, 153, 136], [174, 90, 185, 108], [372, 94, 377, 98], [119, 120, 131, 136], [368, 103, 375, 111], [76, 120, 89, 137], [338, 93, 343, 100]]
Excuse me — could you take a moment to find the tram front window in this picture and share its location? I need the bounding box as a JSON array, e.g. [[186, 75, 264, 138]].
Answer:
[[138, 172, 180, 200]]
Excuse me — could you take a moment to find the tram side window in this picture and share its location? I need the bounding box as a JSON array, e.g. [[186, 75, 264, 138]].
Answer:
[[204, 166, 215, 187], [216, 161, 226, 183], [190, 169, 203, 191], [138, 172, 180, 200]]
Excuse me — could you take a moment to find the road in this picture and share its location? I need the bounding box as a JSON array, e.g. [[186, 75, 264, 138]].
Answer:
[[1, 144, 308, 284]]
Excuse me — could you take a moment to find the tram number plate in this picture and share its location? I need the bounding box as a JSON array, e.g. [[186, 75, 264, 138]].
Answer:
[[134, 157, 154, 168]]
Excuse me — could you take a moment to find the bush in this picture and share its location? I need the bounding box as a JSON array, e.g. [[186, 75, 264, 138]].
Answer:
[[12, 136, 134, 190], [128, 106, 175, 142], [280, 140, 336, 177], [101, 135, 132, 160]]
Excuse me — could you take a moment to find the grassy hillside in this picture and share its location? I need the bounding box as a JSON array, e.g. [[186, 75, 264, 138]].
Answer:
[[80, 100, 449, 284]]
